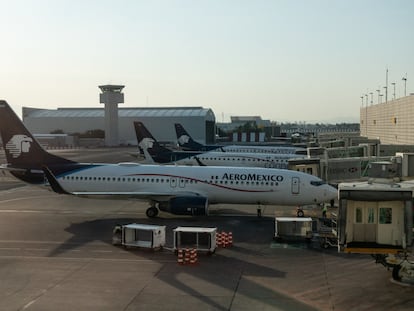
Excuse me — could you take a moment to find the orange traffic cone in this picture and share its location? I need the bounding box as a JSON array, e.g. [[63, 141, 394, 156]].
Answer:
[[177, 249, 184, 265], [184, 248, 191, 264], [228, 232, 233, 246], [189, 248, 198, 265], [216, 232, 222, 247], [222, 232, 228, 248]]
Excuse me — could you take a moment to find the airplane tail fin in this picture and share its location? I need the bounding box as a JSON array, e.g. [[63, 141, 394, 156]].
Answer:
[[174, 123, 204, 151], [0, 101, 75, 171], [133, 121, 171, 157]]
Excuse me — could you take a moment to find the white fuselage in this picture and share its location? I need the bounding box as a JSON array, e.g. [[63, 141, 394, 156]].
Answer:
[[174, 151, 306, 169], [220, 145, 305, 154], [55, 163, 337, 206]]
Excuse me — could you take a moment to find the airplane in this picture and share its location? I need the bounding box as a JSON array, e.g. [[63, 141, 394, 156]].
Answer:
[[136, 121, 305, 168], [174, 123, 307, 155], [0, 100, 337, 218], [173, 152, 305, 169]]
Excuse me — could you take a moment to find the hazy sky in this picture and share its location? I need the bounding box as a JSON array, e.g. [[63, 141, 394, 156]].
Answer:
[[1, 0, 413, 123]]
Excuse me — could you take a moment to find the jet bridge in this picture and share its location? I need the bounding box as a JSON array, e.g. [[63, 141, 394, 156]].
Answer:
[[337, 180, 414, 283]]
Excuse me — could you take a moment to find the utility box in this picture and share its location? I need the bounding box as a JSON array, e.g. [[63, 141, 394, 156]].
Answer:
[[274, 217, 313, 241], [113, 223, 166, 250], [173, 226, 217, 254]]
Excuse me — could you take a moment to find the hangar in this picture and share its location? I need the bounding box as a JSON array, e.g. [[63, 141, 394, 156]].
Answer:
[[22, 106, 216, 146]]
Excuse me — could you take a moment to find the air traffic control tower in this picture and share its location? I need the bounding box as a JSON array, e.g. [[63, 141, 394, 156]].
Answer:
[[99, 84, 124, 146]]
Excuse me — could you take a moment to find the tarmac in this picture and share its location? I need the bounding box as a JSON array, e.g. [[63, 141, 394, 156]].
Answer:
[[0, 147, 413, 311]]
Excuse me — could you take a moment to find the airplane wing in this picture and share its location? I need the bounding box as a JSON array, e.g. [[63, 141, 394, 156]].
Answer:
[[67, 191, 197, 202]]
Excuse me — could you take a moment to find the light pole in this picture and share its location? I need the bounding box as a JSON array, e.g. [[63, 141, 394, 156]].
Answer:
[[402, 75, 407, 97], [370, 92, 373, 104], [360, 96, 364, 106], [376, 89, 380, 104], [391, 82, 396, 100], [365, 94, 368, 136], [385, 68, 389, 103]]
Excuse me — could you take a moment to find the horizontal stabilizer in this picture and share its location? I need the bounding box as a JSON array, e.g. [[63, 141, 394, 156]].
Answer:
[[42, 166, 70, 195], [0, 164, 28, 172]]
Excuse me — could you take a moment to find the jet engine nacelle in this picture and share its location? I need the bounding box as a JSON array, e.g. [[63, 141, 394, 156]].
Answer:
[[159, 196, 208, 216]]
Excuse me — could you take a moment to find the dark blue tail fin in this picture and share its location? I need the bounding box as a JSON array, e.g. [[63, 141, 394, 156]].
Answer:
[[174, 123, 206, 151], [133, 121, 172, 157], [0, 100, 76, 183]]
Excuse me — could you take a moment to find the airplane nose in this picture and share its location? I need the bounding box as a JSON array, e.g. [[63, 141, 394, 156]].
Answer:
[[325, 185, 337, 200]]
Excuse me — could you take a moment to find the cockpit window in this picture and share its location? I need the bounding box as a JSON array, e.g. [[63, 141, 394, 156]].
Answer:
[[310, 180, 325, 186]]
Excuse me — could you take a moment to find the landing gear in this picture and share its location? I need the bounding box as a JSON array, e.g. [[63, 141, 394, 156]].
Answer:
[[146, 206, 159, 218], [392, 261, 414, 283], [297, 208, 304, 217]]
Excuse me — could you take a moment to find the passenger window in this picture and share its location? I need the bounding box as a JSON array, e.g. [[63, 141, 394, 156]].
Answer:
[[379, 208, 392, 224], [355, 207, 363, 223]]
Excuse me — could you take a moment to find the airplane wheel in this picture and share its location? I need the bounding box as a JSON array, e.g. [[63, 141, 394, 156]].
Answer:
[[321, 241, 329, 249], [297, 209, 304, 217], [392, 264, 402, 281], [146, 207, 158, 218]]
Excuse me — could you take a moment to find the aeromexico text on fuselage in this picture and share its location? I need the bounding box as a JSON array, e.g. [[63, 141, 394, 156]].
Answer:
[[222, 173, 283, 182]]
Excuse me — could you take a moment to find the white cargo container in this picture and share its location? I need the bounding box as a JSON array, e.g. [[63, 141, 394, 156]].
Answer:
[[274, 217, 313, 241], [173, 226, 217, 254], [113, 223, 166, 250]]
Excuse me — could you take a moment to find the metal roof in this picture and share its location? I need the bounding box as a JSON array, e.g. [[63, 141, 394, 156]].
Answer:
[[23, 106, 215, 120]]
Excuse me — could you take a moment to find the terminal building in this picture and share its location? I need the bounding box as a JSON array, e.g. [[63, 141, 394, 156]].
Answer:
[[360, 94, 414, 145]]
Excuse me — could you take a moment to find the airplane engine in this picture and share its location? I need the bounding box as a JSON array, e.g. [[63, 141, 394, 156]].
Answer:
[[159, 196, 208, 216]]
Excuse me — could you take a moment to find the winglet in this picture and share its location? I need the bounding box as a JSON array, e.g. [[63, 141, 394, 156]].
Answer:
[[42, 166, 70, 194]]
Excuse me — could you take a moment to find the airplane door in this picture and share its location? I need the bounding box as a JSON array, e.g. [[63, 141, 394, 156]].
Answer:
[[170, 178, 177, 188], [291, 177, 300, 194], [179, 178, 186, 188]]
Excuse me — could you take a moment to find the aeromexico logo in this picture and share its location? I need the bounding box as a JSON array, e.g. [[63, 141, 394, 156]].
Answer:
[[177, 134, 190, 145], [222, 173, 284, 182], [139, 137, 155, 150], [5, 135, 33, 158]]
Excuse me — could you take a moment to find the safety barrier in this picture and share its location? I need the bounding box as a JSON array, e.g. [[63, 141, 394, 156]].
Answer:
[[216, 231, 233, 248], [177, 248, 198, 265]]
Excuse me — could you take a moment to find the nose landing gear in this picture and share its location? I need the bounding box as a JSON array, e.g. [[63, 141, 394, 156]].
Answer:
[[146, 202, 159, 218]]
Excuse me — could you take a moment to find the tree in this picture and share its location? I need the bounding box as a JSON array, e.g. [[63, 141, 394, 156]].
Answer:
[[50, 129, 64, 134]]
